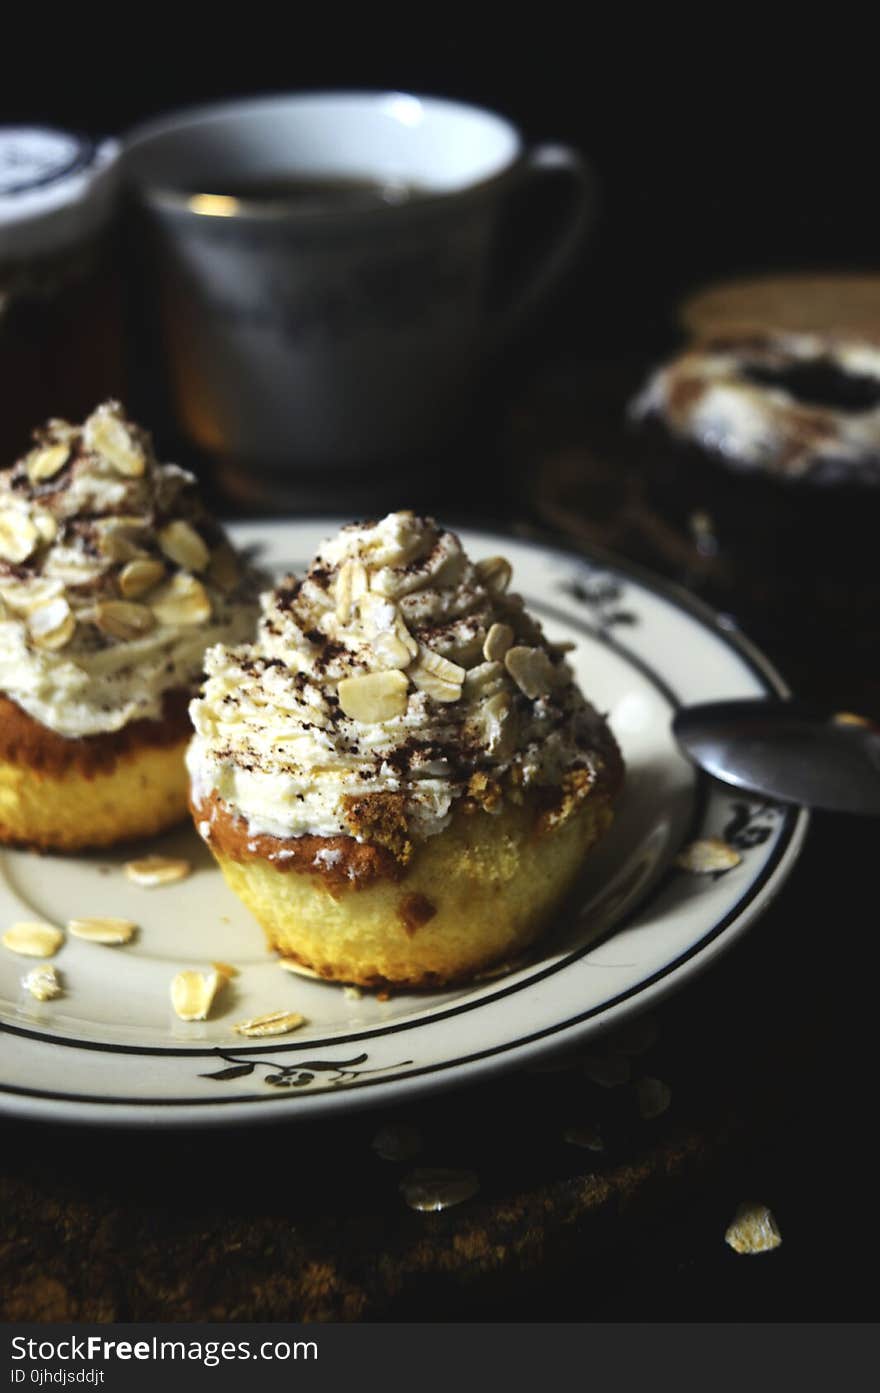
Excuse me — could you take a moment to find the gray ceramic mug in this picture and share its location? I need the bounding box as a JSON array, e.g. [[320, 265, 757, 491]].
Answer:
[[122, 91, 595, 475]]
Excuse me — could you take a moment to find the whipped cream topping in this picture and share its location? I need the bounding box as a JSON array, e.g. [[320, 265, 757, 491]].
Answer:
[[631, 331, 880, 484], [0, 401, 258, 737], [188, 511, 611, 844]]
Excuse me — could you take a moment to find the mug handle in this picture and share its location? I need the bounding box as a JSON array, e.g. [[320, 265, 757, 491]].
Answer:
[[493, 143, 596, 339]]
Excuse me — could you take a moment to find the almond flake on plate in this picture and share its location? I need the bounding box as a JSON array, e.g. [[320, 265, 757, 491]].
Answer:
[[22, 964, 62, 1001], [68, 917, 136, 945], [725, 1202, 782, 1254], [233, 1010, 306, 1038], [674, 838, 742, 874], [2, 922, 63, 958], [170, 969, 224, 1022], [125, 856, 191, 887]]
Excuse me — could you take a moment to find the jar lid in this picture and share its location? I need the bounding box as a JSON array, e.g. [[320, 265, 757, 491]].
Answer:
[[0, 127, 120, 262]]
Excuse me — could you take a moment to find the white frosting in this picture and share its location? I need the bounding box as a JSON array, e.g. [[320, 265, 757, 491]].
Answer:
[[631, 332, 880, 481], [188, 512, 610, 843], [0, 402, 258, 737]]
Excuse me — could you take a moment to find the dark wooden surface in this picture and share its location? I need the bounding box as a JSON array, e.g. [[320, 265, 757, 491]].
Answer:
[[2, 347, 878, 1322]]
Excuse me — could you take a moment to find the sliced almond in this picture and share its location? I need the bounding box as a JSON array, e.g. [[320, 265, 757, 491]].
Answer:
[[483, 621, 514, 662], [277, 959, 322, 979], [27, 597, 76, 650], [725, 1202, 782, 1255], [26, 443, 70, 484], [409, 645, 465, 703], [233, 1010, 306, 1038], [94, 516, 151, 563], [2, 922, 63, 958], [33, 509, 58, 545], [68, 917, 136, 945], [0, 508, 39, 564], [371, 630, 414, 671], [395, 615, 420, 659], [118, 557, 166, 599], [158, 519, 210, 572], [150, 572, 212, 626], [125, 856, 191, 887], [43, 554, 106, 587], [475, 690, 516, 759], [42, 418, 79, 444], [0, 575, 65, 616], [674, 838, 742, 874], [476, 555, 512, 593], [93, 599, 156, 642], [171, 968, 223, 1021], [335, 558, 368, 623], [22, 963, 62, 1001], [83, 406, 145, 477], [338, 669, 409, 723], [207, 542, 240, 592], [357, 592, 418, 658], [504, 645, 559, 699], [463, 660, 506, 698]]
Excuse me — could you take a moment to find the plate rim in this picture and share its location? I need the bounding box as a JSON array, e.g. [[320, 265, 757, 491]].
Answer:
[[0, 520, 809, 1127]]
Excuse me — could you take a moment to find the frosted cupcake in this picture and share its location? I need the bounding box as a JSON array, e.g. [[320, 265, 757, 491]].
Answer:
[[0, 401, 258, 850], [188, 512, 624, 988]]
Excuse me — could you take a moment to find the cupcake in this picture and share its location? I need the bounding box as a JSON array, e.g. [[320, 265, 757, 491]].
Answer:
[[188, 512, 624, 988], [0, 401, 258, 850], [629, 327, 880, 671]]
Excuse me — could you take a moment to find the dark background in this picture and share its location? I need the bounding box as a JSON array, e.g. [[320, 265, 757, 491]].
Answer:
[[4, 25, 877, 354]]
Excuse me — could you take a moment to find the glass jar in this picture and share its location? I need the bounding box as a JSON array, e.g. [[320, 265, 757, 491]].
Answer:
[[0, 127, 123, 462]]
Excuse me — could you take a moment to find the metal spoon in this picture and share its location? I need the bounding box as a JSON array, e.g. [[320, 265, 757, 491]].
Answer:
[[672, 700, 880, 814]]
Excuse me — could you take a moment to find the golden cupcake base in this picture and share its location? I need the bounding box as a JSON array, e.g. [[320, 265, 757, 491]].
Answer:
[[0, 692, 191, 852], [197, 778, 620, 989]]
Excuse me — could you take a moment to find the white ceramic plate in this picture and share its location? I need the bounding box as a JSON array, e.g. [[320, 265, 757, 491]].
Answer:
[[0, 521, 807, 1127]]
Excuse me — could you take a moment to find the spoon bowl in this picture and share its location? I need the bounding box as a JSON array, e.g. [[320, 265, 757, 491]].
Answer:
[[672, 700, 880, 815]]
